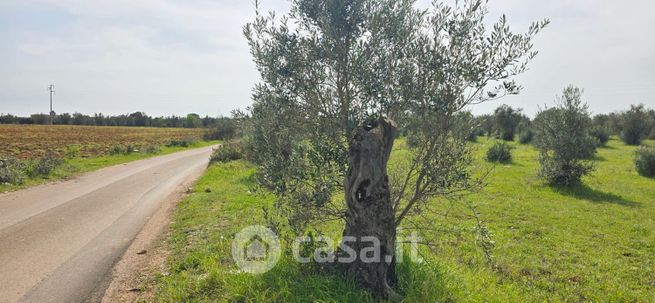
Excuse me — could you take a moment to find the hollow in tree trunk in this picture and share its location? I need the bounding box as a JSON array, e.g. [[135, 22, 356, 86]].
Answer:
[[339, 118, 400, 300]]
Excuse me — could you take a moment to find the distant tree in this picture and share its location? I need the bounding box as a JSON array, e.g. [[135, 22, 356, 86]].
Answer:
[[620, 104, 653, 145], [453, 111, 478, 142], [184, 113, 202, 128], [0, 114, 19, 124], [129, 112, 148, 127], [475, 114, 495, 137], [534, 86, 596, 186], [204, 117, 236, 140], [57, 113, 72, 125], [516, 120, 534, 144], [245, 0, 547, 297], [93, 113, 106, 126], [493, 105, 523, 141]]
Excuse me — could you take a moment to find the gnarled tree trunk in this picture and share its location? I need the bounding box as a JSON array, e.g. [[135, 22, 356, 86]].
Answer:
[[339, 118, 399, 300]]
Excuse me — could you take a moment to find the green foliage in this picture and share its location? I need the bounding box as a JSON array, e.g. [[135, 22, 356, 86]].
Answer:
[[591, 127, 610, 147], [486, 141, 513, 163], [620, 104, 653, 146], [150, 139, 655, 302], [453, 111, 478, 142], [209, 141, 245, 164], [0, 158, 25, 185], [516, 121, 534, 144], [66, 144, 81, 158], [635, 146, 655, 178], [204, 117, 237, 141], [143, 145, 161, 154], [493, 105, 524, 141], [26, 153, 63, 178], [184, 113, 202, 128], [244, 0, 548, 235], [108, 144, 135, 155], [166, 137, 196, 148], [109, 145, 126, 155], [534, 86, 597, 186], [474, 114, 495, 137]]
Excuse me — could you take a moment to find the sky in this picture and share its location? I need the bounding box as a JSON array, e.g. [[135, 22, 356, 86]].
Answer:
[[0, 0, 653, 118]]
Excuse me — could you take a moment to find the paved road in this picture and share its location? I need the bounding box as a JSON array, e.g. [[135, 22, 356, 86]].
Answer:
[[0, 146, 216, 303]]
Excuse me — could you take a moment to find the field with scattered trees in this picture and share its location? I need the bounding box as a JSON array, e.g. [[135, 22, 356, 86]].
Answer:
[[134, 0, 655, 301]]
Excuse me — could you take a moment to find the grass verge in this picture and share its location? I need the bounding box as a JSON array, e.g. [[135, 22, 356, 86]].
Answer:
[[0, 140, 218, 193]]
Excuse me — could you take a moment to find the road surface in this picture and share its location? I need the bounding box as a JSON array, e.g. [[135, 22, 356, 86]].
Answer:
[[0, 145, 216, 303]]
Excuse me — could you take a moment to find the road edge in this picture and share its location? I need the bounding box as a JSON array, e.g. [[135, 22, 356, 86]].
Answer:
[[95, 163, 207, 303]]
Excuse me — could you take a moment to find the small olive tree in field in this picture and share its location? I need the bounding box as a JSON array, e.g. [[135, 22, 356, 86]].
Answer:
[[620, 104, 653, 146], [534, 86, 597, 186], [493, 104, 523, 141], [244, 0, 547, 298]]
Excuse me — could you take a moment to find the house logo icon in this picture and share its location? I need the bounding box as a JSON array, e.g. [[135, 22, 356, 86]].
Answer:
[[232, 225, 281, 274]]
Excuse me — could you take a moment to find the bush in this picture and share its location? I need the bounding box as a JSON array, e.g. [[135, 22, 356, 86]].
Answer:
[[210, 141, 244, 164], [486, 141, 512, 163], [635, 146, 655, 178], [516, 122, 534, 144], [204, 117, 237, 140], [534, 86, 596, 186], [0, 158, 25, 185], [66, 144, 81, 158], [27, 153, 63, 178], [143, 145, 161, 154], [109, 145, 126, 155], [620, 104, 653, 146], [167, 137, 196, 148], [518, 129, 534, 144], [591, 127, 610, 147]]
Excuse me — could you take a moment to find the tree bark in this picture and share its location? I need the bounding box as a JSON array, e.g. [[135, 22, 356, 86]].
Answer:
[[339, 118, 400, 300]]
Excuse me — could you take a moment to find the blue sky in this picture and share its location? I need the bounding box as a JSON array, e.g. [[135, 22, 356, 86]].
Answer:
[[1, 0, 654, 117]]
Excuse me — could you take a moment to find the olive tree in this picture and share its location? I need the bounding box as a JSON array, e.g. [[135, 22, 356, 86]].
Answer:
[[493, 104, 524, 141], [620, 104, 653, 146], [244, 0, 547, 298], [533, 86, 597, 186]]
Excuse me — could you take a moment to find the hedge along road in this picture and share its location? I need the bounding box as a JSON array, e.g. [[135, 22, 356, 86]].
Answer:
[[0, 145, 217, 303]]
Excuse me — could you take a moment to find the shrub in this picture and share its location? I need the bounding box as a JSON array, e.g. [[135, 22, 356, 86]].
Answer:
[[143, 145, 161, 154], [533, 86, 596, 186], [0, 158, 25, 185], [204, 117, 237, 140], [27, 153, 63, 178], [210, 141, 244, 164], [591, 127, 610, 147], [66, 144, 81, 158], [167, 137, 196, 148], [518, 129, 534, 144], [486, 141, 513, 163], [516, 122, 534, 144], [109, 145, 126, 155], [635, 146, 655, 178], [620, 104, 653, 146]]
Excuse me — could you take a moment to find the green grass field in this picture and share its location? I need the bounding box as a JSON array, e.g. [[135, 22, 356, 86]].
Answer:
[[0, 140, 218, 193], [150, 137, 655, 302]]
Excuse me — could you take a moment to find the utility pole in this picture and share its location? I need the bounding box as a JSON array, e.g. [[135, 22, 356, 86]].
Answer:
[[47, 84, 55, 125]]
